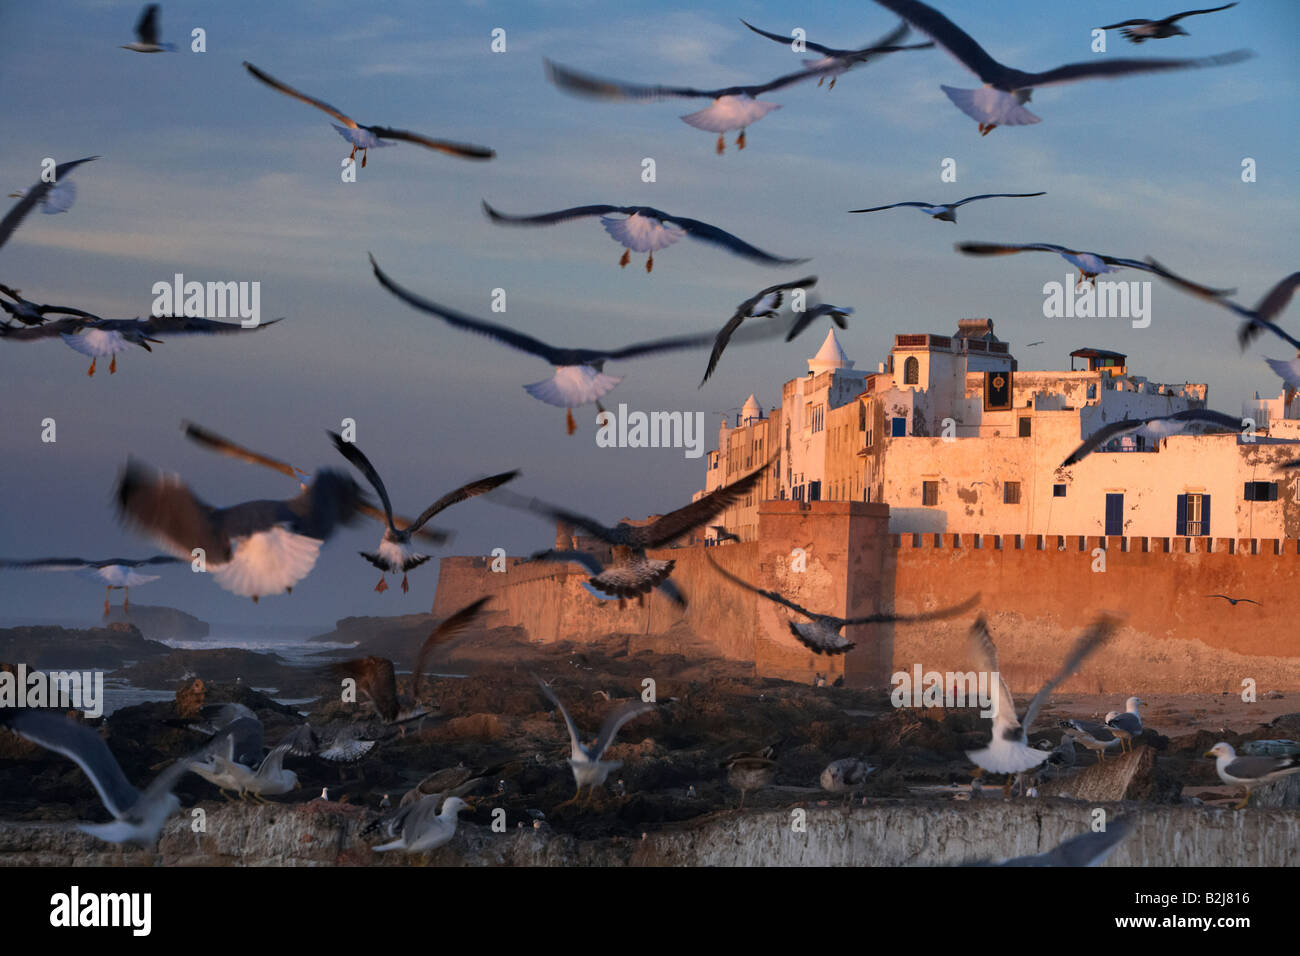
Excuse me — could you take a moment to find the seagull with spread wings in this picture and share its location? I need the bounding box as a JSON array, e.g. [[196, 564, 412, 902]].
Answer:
[[849, 191, 1044, 222], [482, 200, 807, 273], [707, 554, 979, 654], [871, 0, 1250, 134], [546, 57, 852, 153], [957, 241, 1236, 292], [121, 4, 174, 52], [535, 677, 655, 806], [371, 254, 718, 434], [507, 459, 774, 607], [966, 615, 1119, 782], [1100, 4, 1238, 43], [700, 276, 817, 386], [115, 458, 368, 602], [1059, 408, 1242, 467], [739, 19, 934, 90], [327, 432, 518, 593], [783, 300, 854, 342], [0, 555, 180, 614], [0, 156, 97, 252], [243, 62, 494, 168]]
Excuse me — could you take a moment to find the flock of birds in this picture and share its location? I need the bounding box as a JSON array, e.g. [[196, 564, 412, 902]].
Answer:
[[0, 0, 1296, 865]]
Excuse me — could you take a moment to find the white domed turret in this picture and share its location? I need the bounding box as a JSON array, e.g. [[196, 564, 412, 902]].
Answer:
[[740, 394, 763, 424], [808, 329, 853, 374]]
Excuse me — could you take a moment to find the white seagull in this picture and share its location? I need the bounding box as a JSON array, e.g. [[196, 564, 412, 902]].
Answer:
[[1204, 742, 1300, 809], [957, 241, 1237, 292], [1059, 409, 1242, 467], [0, 555, 180, 613], [536, 677, 655, 806], [372, 794, 470, 853], [545, 57, 846, 153], [739, 19, 934, 90], [0, 708, 231, 845], [190, 743, 300, 802], [871, 0, 1251, 134], [482, 201, 807, 272], [114, 458, 368, 601], [121, 4, 175, 52], [0, 156, 98, 251], [1106, 697, 1146, 753], [1100, 4, 1238, 43], [243, 62, 494, 168], [700, 276, 818, 386], [965, 614, 1118, 779], [1058, 718, 1121, 761], [708, 554, 979, 655], [327, 431, 518, 592], [371, 255, 718, 434], [849, 191, 1044, 222]]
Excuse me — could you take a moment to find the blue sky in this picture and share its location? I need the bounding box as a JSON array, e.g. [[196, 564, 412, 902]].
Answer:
[[0, 0, 1296, 628]]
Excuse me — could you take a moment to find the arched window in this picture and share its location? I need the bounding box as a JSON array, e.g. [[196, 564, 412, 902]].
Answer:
[[904, 356, 919, 385]]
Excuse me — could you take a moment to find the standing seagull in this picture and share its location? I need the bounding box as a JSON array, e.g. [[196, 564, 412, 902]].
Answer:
[[121, 4, 174, 52], [870, 0, 1250, 134], [545, 57, 849, 153], [965, 615, 1119, 780], [0, 156, 98, 252], [243, 62, 494, 168], [849, 192, 1044, 222], [114, 458, 368, 601], [738, 19, 934, 90], [957, 242, 1236, 292], [1059, 718, 1121, 762], [0, 555, 180, 614], [482, 201, 807, 272], [1106, 697, 1146, 753], [0, 708, 230, 845], [371, 255, 718, 433], [1100, 4, 1238, 43], [700, 276, 818, 386], [1059, 409, 1242, 467], [535, 678, 655, 807], [1204, 742, 1300, 809], [708, 554, 979, 655], [327, 431, 518, 592], [372, 795, 470, 853]]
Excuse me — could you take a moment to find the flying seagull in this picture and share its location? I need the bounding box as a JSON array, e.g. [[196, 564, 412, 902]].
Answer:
[[373, 794, 470, 853], [501, 458, 774, 607], [710, 525, 741, 543], [0, 156, 98, 252], [371, 255, 718, 434], [0, 284, 101, 327], [984, 814, 1135, 866], [242, 62, 495, 168], [545, 57, 850, 153], [482, 201, 807, 272], [849, 192, 1045, 222], [524, 547, 686, 608], [1100, 4, 1238, 43], [0, 555, 180, 613], [1207, 593, 1260, 607], [870, 0, 1251, 134], [965, 614, 1118, 779], [122, 4, 174, 52], [738, 19, 934, 90], [327, 431, 518, 592], [700, 276, 818, 386], [784, 300, 853, 343], [1059, 718, 1121, 761], [114, 458, 367, 601], [1205, 742, 1300, 809], [1147, 263, 1300, 352], [187, 702, 265, 767], [707, 554, 979, 654], [190, 742, 299, 802], [0, 314, 281, 376], [1106, 697, 1146, 753], [536, 677, 655, 806], [1059, 409, 1242, 467], [957, 242, 1236, 292], [0, 708, 231, 845]]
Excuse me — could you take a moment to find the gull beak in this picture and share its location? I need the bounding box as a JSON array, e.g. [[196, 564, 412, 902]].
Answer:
[[294, 779, 303, 790], [1203, 750, 1216, 758]]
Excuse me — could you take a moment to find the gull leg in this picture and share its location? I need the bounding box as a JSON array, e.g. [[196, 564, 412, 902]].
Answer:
[[104, 587, 112, 615], [349, 145, 357, 164], [1234, 790, 1251, 811], [123, 587, 130, 610], [375, 576, 388, 593], [401, 574, 409, 593], [619, 249, 630, 268], [645, 252, 653, 273], [828, 77, 837, 90], [566, 408, 576, 435], [109, 355, 116, 374], [736, 130, 746, 150], [716, 134, 725, 154], [738, 788, 747, 810], [252, 595, 259, 604], [88, 358, 96, 376], [361, 148, 368, 168], [817, 76, 824, 87]]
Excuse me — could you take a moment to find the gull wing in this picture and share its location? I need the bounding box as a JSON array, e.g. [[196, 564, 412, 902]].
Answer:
[[967, 616, 1019, 732], [328, 432, 397, 533], [871, 0, 1016, 85], [841, 591, 980, 626], [706, 554, 819, 618], [411, 596, 491, 699], [115, 459, 232, 562], [1020, 615, 1119, 735], [545, 58, 839, 101], [591, 699, 656, 759], [0, 156, 99, 251], [536, 677, 585, 761], [950, 191, 1046, 207], [0, 709, 141, 818], [482, 201, 626, 226], [849, 201, 934, 213], [1060, 420, 1150, 467], [994, 814, 1135, 867], [655, 211, 808, 266], [183, 421, 307, 482], [528, 548, 606, 576], [957, 241, 1070, 258], [628, 457, 774, 549], [1025, 50, 1252, 89], [243, 62, 359, 128], [1224, 754, 1300, 779], [1167, 4, 1238, 24], [135, 4, 161, 45], [408, 470, 520, 533], [141, 315, 281, 335], [740, 18, 845, 57], [370, 255, 565, 364], [597, 328, 716, 361], [361, 127, 494, 160]]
